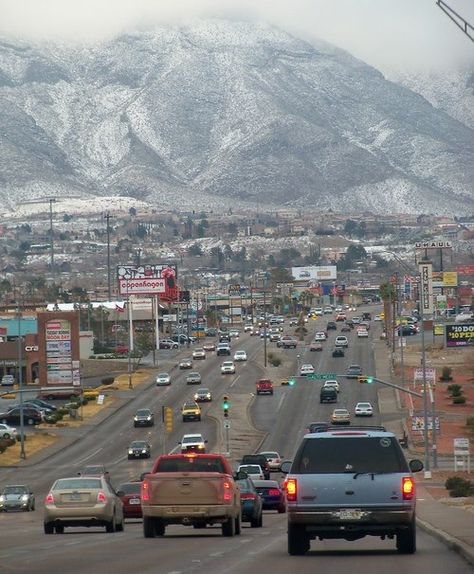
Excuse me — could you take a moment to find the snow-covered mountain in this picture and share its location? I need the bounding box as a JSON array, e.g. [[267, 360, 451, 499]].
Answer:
[[0, 19, 473, 215]]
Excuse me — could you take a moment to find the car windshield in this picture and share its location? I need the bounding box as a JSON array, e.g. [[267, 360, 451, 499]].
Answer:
[[240, 465, 261, 473], [117, 483, 141, 495], [292, 437, 408, 474], [136, 410, 151, 416], [54, 478, 102, 490], [3, 486, 27, 494], [183, 403, 198, 409], [157, 373, 169, 378], [130, 441, 148, 448], [260, 452, 278, 459], [156, 457, 224, 473]]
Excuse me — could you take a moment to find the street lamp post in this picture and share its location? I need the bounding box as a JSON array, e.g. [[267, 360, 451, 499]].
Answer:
[[17, 304, 26, 459], [104, 212, 115, 301]]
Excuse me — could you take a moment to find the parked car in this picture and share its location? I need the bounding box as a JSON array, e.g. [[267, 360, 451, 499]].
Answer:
[[0, 407, 42, 426], [44, 476, 124, 534], [133, 408, 154, 427], [128, 440, 151, 459], [237, 477, 263, 528], [253, 479, 285, 513], [0, 422, 18, 440], [21, 398, 57, 412], [159, 339, 179, 349], [156, 372, 171, 386], [0, 484, 35, 511], [38, 387, 81, 400], [116, 482, 142, 519], [185, 371, 202, 385], [172, 334, 195, 344], [1, 374, 15, 386]]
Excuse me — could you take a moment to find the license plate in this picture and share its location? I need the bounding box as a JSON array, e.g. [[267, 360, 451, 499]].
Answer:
[[69, 493, 83, 501], [338, 509, 363, 520], [129, 499, 140, 505]]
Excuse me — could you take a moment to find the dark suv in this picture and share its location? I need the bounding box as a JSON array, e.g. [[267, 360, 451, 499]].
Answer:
[[281, 428, 423, 555]]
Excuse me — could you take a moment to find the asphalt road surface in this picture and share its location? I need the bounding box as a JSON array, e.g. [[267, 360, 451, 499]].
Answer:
[[0, 312, 471, 573]]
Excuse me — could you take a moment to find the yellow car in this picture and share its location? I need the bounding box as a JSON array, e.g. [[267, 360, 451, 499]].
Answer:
[[181, 401, 201, 422]]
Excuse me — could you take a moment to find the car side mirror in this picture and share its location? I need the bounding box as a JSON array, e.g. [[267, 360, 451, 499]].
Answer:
[[204, 440, 208, 443], [235, 470, 248, 480], [116, 490, 125, 497], [139, 472, 150, 481], [280, 461, 292, 474]]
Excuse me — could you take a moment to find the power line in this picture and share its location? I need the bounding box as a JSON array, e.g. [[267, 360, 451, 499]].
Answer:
[[436, 0, 474, 42]]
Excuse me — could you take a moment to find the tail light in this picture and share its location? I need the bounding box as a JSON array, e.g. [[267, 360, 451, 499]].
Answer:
[[240, 493, 256, 500], [268, 489, 281, 497], [141, 481, 149, 502], [402, 477, 415, 500], [286, 479, 297, 502], [97, 491, 107, 503], [45, 492, 55, 505], [223, 480, 232, 503]]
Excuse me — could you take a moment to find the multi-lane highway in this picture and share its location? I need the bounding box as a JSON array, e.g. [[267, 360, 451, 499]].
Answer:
[[0, 312, 471, 573]]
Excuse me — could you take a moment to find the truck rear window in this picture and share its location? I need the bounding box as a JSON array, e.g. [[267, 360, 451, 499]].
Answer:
[[156, 458, 225, 473], [292, 437, 408, 474]]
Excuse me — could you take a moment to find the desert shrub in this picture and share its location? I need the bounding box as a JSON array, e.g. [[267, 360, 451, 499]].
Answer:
[[453, 395, 466, 404], [445, 476, 466, 490], [447, 478, 474, 498], [269, 356, 282, 367], [440, 366, 453, 381], [447, 384, 462, 397], [101, 376, 115, 385]]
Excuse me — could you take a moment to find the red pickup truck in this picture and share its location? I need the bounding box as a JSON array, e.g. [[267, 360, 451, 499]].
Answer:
[[256, 379, 274, 395], [141, 454, 242, 538]]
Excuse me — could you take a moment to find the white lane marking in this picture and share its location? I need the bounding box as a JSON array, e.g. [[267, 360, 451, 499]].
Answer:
[[209, 552, 225, 556], [276, 394, 286, 412], [111, 455, 126, 465], [75, 447, 103, 465], [230, 375, 241, 388]]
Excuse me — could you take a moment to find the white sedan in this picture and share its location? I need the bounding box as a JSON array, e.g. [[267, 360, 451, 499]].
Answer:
[[354, 402, 374, 417], [220, 361, 236, 374], [314, 332, 327, 341], [299, 364, 315, 376], [357, 329, 369, 338], [233, 350, 248, 362], [155, 372, 171, 386]]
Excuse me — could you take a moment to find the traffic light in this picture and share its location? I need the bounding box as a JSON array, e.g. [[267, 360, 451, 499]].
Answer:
[[222, 395, 230, 417], [288, 378, 296, 387], [358, 376, 374, 384], [164, 406, 173, 432]]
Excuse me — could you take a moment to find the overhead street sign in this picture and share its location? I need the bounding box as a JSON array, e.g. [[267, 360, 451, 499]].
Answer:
[[308, 373, 337, 380]]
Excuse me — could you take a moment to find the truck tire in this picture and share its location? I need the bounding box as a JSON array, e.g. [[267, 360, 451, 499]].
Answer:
[[396, 521, 416, 554], [155, 519, 165, 536], [44, 522, 54, 534], [105, 515, 116, 533], [288, 524, 310, 555], [235, 515, 241, 535], [143, 516, 156, 538], [222, 516, 235, 537]]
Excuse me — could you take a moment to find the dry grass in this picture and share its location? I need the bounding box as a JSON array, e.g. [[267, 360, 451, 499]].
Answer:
[[0, 433, 57, 466]]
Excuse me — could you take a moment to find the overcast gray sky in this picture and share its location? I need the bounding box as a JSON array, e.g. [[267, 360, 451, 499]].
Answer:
[[0, 0, 473, 73]]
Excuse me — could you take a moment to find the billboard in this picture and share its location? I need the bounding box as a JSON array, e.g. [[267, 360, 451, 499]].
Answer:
[[117, 264, 178, 300], [418, 262, 433, 315], [291, 266, 337, 281], [432, 271, 458, 288], [445, 323, 474, 347]]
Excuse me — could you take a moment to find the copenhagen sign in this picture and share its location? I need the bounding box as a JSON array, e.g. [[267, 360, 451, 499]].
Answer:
[[117, 264, 176, 297]]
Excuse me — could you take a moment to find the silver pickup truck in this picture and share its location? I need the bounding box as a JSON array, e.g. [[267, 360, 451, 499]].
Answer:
[[281, 428, 423, 555]]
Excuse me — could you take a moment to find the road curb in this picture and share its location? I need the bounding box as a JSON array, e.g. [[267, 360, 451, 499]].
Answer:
[[416, 517, 474, 566]]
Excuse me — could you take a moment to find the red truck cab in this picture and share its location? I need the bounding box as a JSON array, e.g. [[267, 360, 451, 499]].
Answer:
[[256, 379, 274, 395]]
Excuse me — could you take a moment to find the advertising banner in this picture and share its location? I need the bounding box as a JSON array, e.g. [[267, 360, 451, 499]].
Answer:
[[291, 266, 337, 281], [419, 262, 433, 315], [446, 323, 474, 347], [117, 264, 178, 300]]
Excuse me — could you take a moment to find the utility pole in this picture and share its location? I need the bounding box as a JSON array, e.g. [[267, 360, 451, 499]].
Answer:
[[48, 198, 56, 278], [104, 212, 115, 301]]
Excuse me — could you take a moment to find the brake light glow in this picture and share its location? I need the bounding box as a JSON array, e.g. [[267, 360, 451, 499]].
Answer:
[[402, 477, 415, 500], [240, 493, 256, 500], [268, 489, 281, 497], [223, 480, 232, 503], [141, 481, 149, 502], [97, 491, 107, 503], [45, 492, 55, 505], [286, 479, 297, 502]]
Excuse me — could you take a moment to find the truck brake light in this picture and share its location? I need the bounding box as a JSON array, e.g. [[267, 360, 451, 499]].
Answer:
[[223, 480, 232, 503], [45, 492, 55, 505], [286, 479, 297, 502], [141, 481, 149, 502], [402, 477, 415, 500]]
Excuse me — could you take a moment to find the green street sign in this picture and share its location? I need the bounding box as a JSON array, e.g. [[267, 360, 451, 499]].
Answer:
[[309, 373, 337, 380]]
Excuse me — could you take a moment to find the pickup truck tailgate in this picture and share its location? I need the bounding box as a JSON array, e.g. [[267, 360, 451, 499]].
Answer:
[[146, 473, 229, 505]]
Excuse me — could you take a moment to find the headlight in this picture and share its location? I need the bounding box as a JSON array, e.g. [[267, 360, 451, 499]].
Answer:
[[128, 450, 133, 454], [0, 495, 4, 502], [21, 494, 29, 501], [134, 417, 138, 421], [146, 416, 151, 420], [141, 449, 147, 454]]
